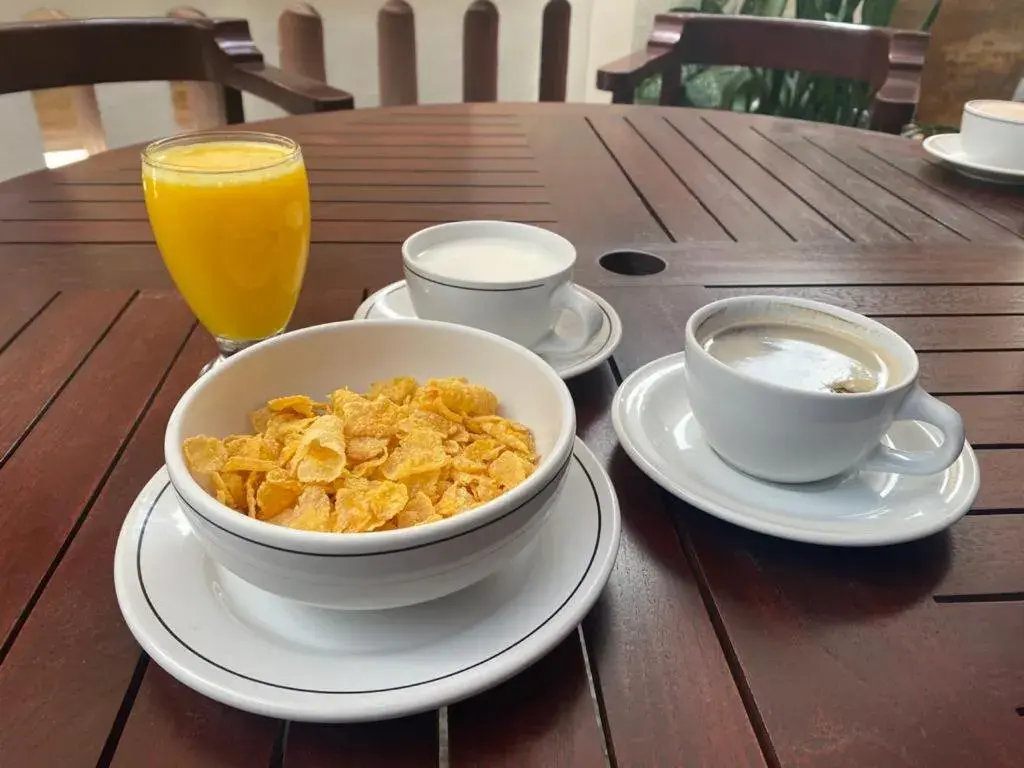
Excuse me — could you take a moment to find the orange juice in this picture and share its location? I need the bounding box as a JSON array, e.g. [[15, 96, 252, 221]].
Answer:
[[143, 138, 310, 342]]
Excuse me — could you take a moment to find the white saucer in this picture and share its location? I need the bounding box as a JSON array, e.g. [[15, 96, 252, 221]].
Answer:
[[354, 281, 622, 380], [612, 353, 981, 546], [922, 133, 1024, 185], [114, 438, 620, 722]]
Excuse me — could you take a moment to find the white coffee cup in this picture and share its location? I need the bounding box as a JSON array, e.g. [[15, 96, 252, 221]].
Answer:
[[960, 99, 1024, 171], [378, 221, 602, 353], [684, 296, 965, 484]]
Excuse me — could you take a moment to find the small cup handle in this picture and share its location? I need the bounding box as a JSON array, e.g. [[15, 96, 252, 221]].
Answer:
[[532, 284, 603, 354], [861, 386, 965, 475], [374, 289, 406, 319]]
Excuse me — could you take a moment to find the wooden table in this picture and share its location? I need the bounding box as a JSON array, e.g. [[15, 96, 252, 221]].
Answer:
[[0, 104, 1021, 768]]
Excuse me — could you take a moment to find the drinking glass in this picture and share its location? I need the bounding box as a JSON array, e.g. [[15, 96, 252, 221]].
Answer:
[[142, 131, 311, 370]]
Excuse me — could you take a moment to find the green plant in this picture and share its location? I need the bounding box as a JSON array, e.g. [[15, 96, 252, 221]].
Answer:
[[636, 0, 941, 130]]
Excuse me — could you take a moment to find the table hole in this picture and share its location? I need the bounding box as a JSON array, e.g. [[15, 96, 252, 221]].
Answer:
[[599, 250, 666, 276]]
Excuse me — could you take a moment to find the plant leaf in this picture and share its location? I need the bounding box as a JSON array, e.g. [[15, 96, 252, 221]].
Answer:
[[795, 0, 826, 20], [861, 0, 898, 27], [740, 0, 787, 15], [921, 0, 942, 31]]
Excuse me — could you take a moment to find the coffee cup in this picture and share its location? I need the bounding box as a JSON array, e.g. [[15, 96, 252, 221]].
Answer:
[[960, 99, 1024, 171], [378, 221, 602, 353], [684, 296, 965, 484]]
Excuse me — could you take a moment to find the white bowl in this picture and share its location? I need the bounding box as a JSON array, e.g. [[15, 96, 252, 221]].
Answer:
[[164, 319, 576, 610]]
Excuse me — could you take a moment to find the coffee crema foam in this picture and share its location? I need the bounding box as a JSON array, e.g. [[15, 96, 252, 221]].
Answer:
[[971, 100, 1024, 122], [415, 237, 560, 283], [702, 321, 892, 394]]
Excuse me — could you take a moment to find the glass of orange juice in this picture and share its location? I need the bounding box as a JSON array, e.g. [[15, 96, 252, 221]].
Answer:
[[142, 131, 310, 367]]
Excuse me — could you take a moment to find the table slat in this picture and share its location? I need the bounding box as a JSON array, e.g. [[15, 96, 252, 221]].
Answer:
[[866, 149, 1024, 236], [935, 515, 1024, 596], [0, 313, 202, 768], [0, 220, 560, 246], [0, 290, 132, 460], [755, 130, 964, 242], [603, 241, 1024, 286], [288, 132, 530, 147], [571, 360, 768, 767], [973, 451, 1024, 510], [523, 113, 669, 264], [23, 183, 551, 204], [705, 285, 1024, 316], [802, 136, 1018, 242], [110, 667, 280, 768], [667, 112, 849, 243], [919, 352, 1024, 394], [0, 284, 55, 351], [587, 114, 732, 242], [0, 293, 194, 646], [878, 315, 1024, 350], [0, 200, 555, 223], [285, 716, 438, 768], [943, 395, 1024, 446], [448, 635, 608, 767], [703, 113, 907, 244], [627, 112, 792, 244]]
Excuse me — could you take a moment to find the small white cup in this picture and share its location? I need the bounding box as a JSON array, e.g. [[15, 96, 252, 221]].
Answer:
[[960, 99, 1024, 171], [684, 296, 965, 484], [378, 221, 602, 353]]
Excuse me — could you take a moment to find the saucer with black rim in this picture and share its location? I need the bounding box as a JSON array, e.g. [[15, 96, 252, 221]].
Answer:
[[354, 281, 622, 380], [612, 352, 981, 547], [922, 133, 1024, 185], [114, 437, 620, 722]]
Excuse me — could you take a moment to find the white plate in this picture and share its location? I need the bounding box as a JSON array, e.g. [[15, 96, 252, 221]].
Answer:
[[612, 353, 981, 546], [354, 281, 622, 380], [922, 133, 1024, 185], [114, 438, 620, 722]]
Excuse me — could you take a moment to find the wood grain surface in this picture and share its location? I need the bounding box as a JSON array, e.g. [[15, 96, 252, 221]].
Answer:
[[0, 103, 1021, 768]]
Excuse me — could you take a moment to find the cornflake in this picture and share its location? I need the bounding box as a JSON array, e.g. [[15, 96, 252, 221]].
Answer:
[[182, 377, 539, 533]]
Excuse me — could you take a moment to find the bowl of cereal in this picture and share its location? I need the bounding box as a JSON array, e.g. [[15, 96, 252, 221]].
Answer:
[[164, 319, 575, 609]]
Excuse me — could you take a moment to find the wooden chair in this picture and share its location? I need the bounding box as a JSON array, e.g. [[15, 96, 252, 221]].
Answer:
[[597, 13, 929, 135], [0, 16, 353, 128]]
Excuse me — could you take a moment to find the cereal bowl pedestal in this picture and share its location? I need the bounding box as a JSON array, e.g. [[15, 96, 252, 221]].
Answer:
[[164, 320, 576, 610]]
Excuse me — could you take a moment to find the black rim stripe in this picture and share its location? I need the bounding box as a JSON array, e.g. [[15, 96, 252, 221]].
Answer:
[[404, 263, 546, 292], [135, 453, 602, 695], [174, 452, 573, 557]]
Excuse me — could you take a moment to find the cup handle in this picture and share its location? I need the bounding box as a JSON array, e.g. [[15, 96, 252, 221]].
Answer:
[[532, 284, 604, 355], [373, 288, 406, 319], [861, 386, 965, 475]]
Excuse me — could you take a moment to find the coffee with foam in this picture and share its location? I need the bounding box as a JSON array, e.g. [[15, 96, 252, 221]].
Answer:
[[701, 321, 890, 394], [970, 100, 1024, 122]]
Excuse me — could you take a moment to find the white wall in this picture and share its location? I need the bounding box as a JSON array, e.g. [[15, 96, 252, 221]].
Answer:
[[0, 0, 665, 179]]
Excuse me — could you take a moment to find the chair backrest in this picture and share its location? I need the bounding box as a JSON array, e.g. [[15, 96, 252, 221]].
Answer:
[[0, 16, 262, 96], [168, 7, 229, 133], [650, 13, 893, 92], [279, 3, 327, 83]]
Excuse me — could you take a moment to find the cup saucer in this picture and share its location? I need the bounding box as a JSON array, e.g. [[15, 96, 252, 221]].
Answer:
[[354, 281, 622, 380], [113, 438, 620, 722], [922, 133, 1024, 185], [612, 353, 981, 546]]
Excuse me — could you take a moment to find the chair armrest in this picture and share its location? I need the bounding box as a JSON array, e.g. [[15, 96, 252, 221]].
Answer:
[[209, 18, 353, 115], [597, 48, 676, 104], [225, 62, 354, 113]]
